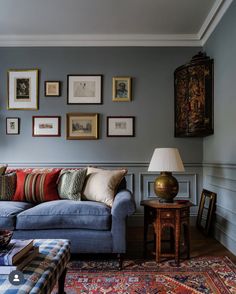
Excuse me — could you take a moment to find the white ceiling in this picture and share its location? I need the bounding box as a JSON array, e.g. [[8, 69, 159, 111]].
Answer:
[[0, 0, 233, 46]]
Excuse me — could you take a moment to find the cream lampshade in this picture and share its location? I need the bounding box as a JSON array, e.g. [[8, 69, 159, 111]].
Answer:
[[148, 148, 185, 203]]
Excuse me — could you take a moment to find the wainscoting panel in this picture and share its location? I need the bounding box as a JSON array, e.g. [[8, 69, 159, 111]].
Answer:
[[203, 163, 236, 255], [139, 172, 197, 205]]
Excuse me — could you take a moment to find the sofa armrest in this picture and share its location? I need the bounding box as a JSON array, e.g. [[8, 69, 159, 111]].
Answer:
[[111, 190, 136, 253], [111, 189, 136, 219]]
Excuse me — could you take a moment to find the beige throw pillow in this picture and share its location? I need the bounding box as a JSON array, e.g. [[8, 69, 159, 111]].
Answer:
[[83, 167, 127, 207]]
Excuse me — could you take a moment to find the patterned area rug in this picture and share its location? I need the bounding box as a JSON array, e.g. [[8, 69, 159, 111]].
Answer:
[[54, 256, 236, 293]]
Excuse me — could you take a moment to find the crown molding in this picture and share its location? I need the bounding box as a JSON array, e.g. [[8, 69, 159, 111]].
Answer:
[[199, 0, 234, 45], [0, 34, 201, 47], [0, 0, 233, 47]]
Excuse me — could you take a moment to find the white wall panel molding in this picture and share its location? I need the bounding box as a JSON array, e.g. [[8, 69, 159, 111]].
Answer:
[[214, 223, 236, 255], [5, 162, 202, 168], [139, 172, 198, 205], [0, 34, 200, 47]]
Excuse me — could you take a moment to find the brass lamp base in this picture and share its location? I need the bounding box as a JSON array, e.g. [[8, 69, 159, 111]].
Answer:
[[154, 172, 179, 203]]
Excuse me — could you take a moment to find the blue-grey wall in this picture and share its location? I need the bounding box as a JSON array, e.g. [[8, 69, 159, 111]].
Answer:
[[0, 47, 203, 222], [0, 47, 202, 163], [204, 1, 236, 254]]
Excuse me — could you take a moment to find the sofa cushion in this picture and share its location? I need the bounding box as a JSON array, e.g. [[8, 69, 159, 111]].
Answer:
[[0, 172, 16, 200], [58, 168, 87, 200], [83, 167, 127, 207], [0, 201, 34, 230], [13, 170, 60, 203], [16, 200, 111, 230]]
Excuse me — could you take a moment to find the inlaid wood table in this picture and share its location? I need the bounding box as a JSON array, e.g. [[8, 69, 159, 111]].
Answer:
[[141, 199, 191, 266]]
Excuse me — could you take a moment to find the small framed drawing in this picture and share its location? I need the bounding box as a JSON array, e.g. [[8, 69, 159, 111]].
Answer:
[[6, 117, 20, 135], [45, 81, 61, 97], [67, 75, 102, 104], [112, 77, 131, 102], [8, 69, 39, 110], [32, 116, 61, 137], [196, 189, 216, 235], [67, 113, 99, 140], [107, 116, 135, 137]]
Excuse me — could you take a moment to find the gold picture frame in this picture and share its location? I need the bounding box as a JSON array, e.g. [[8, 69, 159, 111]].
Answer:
[[66, 113, 99, 140], [112, 77, 131, 102], [7, 69, 39, 110], [196, 189, 216, 235]]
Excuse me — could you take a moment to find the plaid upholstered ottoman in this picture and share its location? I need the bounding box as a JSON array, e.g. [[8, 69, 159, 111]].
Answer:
[[0, 239, 71, 294]]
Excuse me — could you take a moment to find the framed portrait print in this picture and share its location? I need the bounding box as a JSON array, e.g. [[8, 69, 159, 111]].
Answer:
[[6, 117, 20, 135], [67, 113, 99, 140], [8, 69, 39, 110], [196, 189, 216, 236], [112, 77, 131, 102], [67, 75, 102, 104], [107, 116, 135, 137], [32, 116, 61, 137], [45, 81, 61, 97]]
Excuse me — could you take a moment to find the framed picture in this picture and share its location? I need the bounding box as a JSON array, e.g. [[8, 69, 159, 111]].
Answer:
[[196, 189, 216, 235], [67, 75, 102, 104], [67, 113, 99, 140], [32, 116, 61, 137], [174, 52, 214, 137], [6, 117, 20, 135], [8, 69, 39, 110], [107, 116, 135, 137], [112, 77, 131, 102], [45, 81, 61, 97]]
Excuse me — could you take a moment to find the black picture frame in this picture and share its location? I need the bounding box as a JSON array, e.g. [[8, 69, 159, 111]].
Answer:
[[107, 116, 135, 137], [196, 189, 216, 235], [67, 75, 103, 104], [6, 117, 20, 135], [45, 81, 61, 97]]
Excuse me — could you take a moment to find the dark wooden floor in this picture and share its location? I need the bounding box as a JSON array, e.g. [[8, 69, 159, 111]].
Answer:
[[126, 226, 236, 262]]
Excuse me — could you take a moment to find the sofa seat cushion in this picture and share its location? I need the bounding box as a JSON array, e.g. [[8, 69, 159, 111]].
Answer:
[[16, 200, 111, 231], [0, 201, 34, 230]]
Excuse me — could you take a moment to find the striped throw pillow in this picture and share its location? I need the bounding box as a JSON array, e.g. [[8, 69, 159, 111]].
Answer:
[[13, 170, 60, 203], [0, 173, 16, 200]]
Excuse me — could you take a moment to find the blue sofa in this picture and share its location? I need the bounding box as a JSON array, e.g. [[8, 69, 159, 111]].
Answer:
[[0, 181, 135, 265]]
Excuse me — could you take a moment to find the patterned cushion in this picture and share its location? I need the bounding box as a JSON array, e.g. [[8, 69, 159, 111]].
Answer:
[[0, 165, 7, 175], [83, 167, 127, 207], [0, 173, 16, 200], [13, 170, 60, 203], [58, 168, 87, 200]]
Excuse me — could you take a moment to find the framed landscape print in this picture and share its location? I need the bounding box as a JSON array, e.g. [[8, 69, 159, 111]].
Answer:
[[32, 116, 61, 137], [107, 116, 135, 137], [8, 69, 39, 110], [112, 77, 131, 102], [67, 75, 102, 104], [67, 113, 98, 140], [6, 117, 20, 135], [45, 81, 61, 97]]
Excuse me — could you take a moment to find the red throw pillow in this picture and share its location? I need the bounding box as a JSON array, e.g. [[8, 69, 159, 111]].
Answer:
[[13, 170, 60, 203]]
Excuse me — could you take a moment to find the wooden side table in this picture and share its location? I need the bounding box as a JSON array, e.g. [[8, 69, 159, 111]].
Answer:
[[141, 199, 191, 266]]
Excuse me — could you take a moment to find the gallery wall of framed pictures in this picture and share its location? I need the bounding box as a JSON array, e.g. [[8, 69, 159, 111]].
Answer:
[[4, 69, 135, 140]]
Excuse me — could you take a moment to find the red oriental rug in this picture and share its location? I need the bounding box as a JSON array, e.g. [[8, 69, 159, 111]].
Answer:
[[54, 256, 236, 293]]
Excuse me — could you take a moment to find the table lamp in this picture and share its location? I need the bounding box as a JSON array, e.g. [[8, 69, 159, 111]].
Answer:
[[148, 148, 185, 203]]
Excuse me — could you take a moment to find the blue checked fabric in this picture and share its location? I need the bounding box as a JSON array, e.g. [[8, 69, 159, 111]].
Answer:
[[0, 239, 71, 294]]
